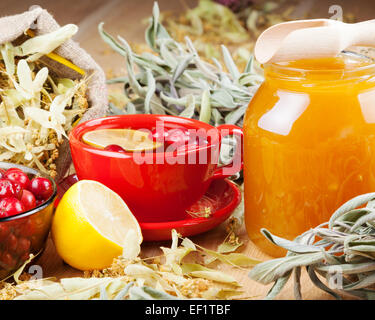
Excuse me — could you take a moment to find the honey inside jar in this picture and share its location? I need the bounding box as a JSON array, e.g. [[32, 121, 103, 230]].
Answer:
[[243, 53, 375, 257]]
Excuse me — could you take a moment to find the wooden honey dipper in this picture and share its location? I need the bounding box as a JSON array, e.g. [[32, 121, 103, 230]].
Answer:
[[254, 18, 375, 64]]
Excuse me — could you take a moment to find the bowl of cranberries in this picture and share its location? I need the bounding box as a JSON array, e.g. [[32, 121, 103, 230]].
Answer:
[[0, 162, 56, 280]]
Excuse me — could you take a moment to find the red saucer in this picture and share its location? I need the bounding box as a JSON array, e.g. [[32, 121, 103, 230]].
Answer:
[[57, 175, 241, 241]]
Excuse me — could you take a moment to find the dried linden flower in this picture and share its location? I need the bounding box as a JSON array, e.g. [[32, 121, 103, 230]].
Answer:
[[1, 230, 259, 300], [0, 25, 88, 175]]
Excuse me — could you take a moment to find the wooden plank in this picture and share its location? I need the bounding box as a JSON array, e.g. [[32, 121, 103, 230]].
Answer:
[[36, 221, 335, 300]]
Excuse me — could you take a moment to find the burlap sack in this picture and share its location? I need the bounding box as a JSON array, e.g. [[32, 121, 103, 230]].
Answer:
[[0, 6, 108, 181]]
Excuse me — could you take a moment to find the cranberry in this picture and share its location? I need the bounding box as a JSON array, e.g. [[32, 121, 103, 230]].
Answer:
[[4, 170, 30, 189], [6, 233, 18, 252], [104, 144, 126, 153], [12, 183, 22, 199], [20, 190, 36, 211], [0, 179, 22, 199], [16, 238, 31, 255], [0, 224, 10, 241], [17, 219, 34, 238], [1, 252, 16, 269], [29, 177, 53, 200], [0, 198, 25, 217], [5, 168, 23, 174]]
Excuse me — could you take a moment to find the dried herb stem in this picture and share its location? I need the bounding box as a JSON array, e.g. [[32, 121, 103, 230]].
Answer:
[[249, 193, 375, 300]]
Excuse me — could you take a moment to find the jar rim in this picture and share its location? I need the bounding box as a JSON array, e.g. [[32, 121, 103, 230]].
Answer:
[[263, 51, 375, 80]]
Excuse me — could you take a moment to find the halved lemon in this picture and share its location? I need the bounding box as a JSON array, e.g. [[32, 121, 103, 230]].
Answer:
[[51, 180, 143, 271], [82, 128, 162, 152]]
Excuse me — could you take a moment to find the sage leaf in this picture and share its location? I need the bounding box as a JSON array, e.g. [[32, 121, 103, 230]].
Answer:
[[250, 192, 375, 300], [126, 101, 137, 114], [307, 267, 342, 300], [264, 272, 291, 300], [211, 89, 236, 109], [179, 94, 195, 118], [221, 45, 240, 79], [243, 55, 254, 74], [199, 89, 211, 123], [144, 69, 156, 114], [329, 193, 375, 228], [145, 2, 171, 52], [293, 267, 302, 300], [248, 252, 324, 285], [225, 105, 248, 125], [350, 210, 375, 232], [261, 229, 322, 253], [100, 2, 261, 127], [98, 22, 126, 57], [318, 261, 375, 274], [172, 54, 194, 83]]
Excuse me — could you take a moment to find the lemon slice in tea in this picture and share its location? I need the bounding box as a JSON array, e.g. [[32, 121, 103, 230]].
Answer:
[[82, 128, 162, 152]]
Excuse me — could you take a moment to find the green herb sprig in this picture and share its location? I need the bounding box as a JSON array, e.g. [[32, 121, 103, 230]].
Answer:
[[249, 193, 375, 300], [98, 2, 263, 128]]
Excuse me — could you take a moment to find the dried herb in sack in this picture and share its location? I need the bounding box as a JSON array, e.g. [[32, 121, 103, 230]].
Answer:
[[0, 7, 107, 180]]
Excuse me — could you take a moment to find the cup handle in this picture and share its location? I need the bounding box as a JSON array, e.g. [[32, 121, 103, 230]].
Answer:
[[212, 124, 243, 180]]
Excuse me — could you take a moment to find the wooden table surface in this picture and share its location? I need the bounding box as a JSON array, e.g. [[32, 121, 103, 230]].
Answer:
[[2, 0, 375, 300]]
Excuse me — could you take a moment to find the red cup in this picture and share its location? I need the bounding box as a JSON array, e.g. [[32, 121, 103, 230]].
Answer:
[[69, 115, 243, 222]]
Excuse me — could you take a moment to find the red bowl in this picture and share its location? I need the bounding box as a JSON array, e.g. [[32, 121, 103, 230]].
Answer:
[[69, 114, 243, 223], [0, 162, 56, 280]]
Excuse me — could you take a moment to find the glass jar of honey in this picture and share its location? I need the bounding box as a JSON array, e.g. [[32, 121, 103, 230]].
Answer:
[[244, 52, 375, 257]]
